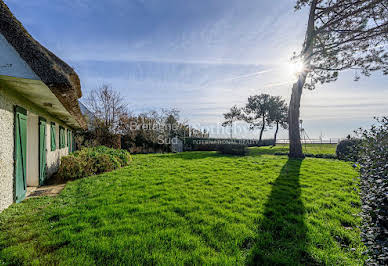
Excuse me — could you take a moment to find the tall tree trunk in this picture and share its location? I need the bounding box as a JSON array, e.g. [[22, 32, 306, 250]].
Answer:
[[230, 123, 233, 139], [273, 121, 279, 146], [288, 75, 307, 158], [288, 0, 317, 158], [259, 116, 265, 144]]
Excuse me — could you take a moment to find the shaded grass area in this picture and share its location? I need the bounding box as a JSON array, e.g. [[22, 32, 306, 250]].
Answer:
[[0, 150, 365, 265], [250, 143, 337, 156]]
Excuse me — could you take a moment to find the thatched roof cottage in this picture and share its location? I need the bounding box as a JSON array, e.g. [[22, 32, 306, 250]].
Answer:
[[0, 0, 86, 211]]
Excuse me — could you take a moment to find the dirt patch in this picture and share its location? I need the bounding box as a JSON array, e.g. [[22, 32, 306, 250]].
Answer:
[[26, 184, 65, 198]]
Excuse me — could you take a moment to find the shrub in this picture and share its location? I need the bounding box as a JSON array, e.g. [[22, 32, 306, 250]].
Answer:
[[57, 156, 85, 181], [217, 144, 248, 156], [356, 117, 388, 265], [336, 138, 360, 161], [93, 146, 132, 166], [57, 146, 132, 181]]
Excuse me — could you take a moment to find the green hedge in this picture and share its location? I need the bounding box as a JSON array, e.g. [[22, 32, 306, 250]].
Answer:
[[336, 139, 361, 161], [217, 144, 248, 156], [57, 146, 132, 181]]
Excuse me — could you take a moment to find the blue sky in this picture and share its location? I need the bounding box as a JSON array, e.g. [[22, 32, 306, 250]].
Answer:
[[6, 0, 387, 139]]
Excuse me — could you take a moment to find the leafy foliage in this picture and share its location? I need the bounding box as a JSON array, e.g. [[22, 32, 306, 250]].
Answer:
[[288, 0, 387, 158], [267, 96, 288, 128], [294, 0, 388, 90], [267, 96, 288, 143], [243, 94, 273, 139], [231, 94, 288, 143], [336, 138, 361, 161], [57, 146, 131, 181], [222, 105, 243, 138], [356, 117, 388, 265]]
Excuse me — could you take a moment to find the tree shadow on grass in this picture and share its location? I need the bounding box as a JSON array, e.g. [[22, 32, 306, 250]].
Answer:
[[247, 159, 319, 265], [247, 145, 289, 156], [152, 146, 289, 161], [152, 151, 236, 160]]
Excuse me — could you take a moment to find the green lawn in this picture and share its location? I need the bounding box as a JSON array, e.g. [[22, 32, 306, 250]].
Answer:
[[250, 143, 337, 156], [0, 148, 365, 265]]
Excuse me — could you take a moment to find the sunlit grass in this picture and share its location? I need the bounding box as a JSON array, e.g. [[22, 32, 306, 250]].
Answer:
[[249, 143, 337, 156], [0, 148, 365, 265]]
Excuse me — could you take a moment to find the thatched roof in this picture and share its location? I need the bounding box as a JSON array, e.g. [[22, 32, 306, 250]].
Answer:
[[0, 0, 87, 129]]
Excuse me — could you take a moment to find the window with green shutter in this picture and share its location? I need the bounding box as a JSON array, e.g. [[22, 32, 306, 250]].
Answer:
[[59, 126, 65, 149], [50, 122, 56, 151]]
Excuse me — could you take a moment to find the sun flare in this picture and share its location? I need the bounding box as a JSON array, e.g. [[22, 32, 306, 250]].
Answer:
[[289, 61, 305, 76]]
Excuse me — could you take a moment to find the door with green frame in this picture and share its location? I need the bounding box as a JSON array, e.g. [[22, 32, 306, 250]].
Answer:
[[14, 106, 27, 203], [39, 117, 47, 185]]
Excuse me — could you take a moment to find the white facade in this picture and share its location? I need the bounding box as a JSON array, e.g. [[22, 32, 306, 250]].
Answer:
[[0, 90, 14, 211], [0, 89, 74, 212], [0, 4, 85, 212]]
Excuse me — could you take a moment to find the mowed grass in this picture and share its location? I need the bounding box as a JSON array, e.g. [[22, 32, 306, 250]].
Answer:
[[250, 143, 337, 156], [0, 148, 365, 265]]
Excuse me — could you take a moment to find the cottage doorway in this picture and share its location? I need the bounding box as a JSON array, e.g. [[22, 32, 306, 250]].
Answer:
[[26, 112, 39, 187], [14, 106, 27, 203]]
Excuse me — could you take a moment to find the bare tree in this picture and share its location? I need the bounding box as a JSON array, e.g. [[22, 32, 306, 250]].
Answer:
[[289, 0, 388, 158], [222, 105, 242, 139], [85, 85, 128, 134]]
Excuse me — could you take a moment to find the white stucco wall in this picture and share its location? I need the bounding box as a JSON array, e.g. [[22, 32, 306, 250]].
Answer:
[[0, 89, 72, 212], [0, 90, 15, 212], [0, 33, 40, 80], [46, 122, 70, 178]]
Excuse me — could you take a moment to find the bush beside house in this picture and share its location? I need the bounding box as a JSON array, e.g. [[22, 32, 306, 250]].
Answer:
[[57, 146, 131, 181]]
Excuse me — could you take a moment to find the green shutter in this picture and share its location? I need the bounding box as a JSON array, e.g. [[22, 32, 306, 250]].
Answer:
[[72, 133, 76, 152], [14, 106, 27, 203], [39, 118, 47, 185], [59, 126, 65, 148], [62, 128, 65, 148], [50, 122, 56, 151], [59, 126, 61, 148], [67, 130, 71, 153]]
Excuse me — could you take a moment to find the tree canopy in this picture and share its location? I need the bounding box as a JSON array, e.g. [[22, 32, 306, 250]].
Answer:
[[295, 0, 387, 89], [288, 0, 387, 158], [222, 105, 243, 138]]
